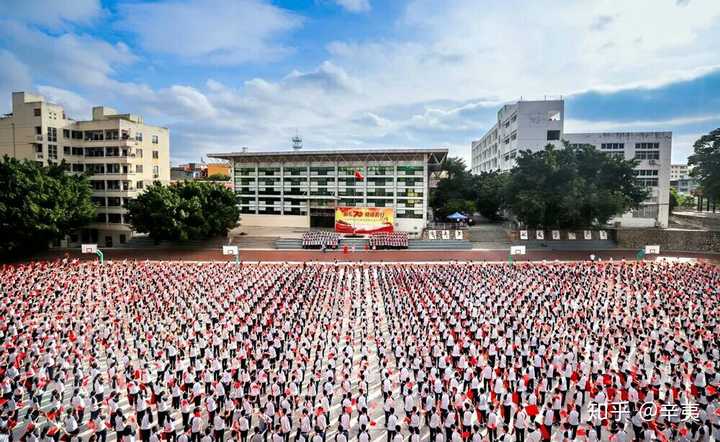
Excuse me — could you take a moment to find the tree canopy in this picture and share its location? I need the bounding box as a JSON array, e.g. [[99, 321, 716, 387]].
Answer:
[[0, 156, 95, 254], [127, 181, 240, 243], [505, 143, 648, 228], [688, 128, 720, 202], [429, 158, 477, 220]]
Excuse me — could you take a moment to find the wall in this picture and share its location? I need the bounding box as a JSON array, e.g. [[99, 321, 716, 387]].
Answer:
[[615, 228, 720, 253]]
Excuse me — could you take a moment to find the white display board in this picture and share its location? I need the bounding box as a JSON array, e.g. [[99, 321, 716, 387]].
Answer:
[[645, 245, 660, 255], [536, 230, 544, 240], [222, 245, 239, 255], [510, 245, 527, 255], [520, 230, 528, 240], [81, 244, 98, 254], [599, 230, 608, 240], [568, 232, 577, 240], [584, 230, 592, 240], [441, 230, 451, 240], [454, 230, 464, 240], [552, 230, 560, 240], [428, 230, 437, 240]]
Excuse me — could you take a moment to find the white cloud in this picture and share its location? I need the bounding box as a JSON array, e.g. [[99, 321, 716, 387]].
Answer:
[[0, 21, 136, 90], [116, 0, 302, 65], [36, 86, 93, 120], [334, 0, 371, 13], [0, 0, 102, 29], [0, 50, 31, 113]]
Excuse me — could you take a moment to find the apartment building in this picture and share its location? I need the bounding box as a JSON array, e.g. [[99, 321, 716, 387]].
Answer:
[[670, 164, 689, 181], [0, 92, 170, 247], [208, 148, 447, 234], [470, 98, 671, 228]]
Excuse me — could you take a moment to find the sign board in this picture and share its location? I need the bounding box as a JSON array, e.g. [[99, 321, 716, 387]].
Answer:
[[645, 245, 660, 255], [599, 230, 608, 240], [536, 230, 545, 240], [335, 207, 394, 234], [81, 244, 98, 254], [552, 230, 560, 240], [568, 232, 577, 240], [584, 230, 592, 240], [441, 230, 451, 240], [428, 230, 437, 240], [510, 245, 527, 255], [222, 245, 239, 255], [454, 230, 464, 240], [519, 230, 528, 240]]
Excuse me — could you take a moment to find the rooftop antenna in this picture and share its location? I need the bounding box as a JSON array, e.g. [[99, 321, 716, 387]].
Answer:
[[292, 130, 303, 150]]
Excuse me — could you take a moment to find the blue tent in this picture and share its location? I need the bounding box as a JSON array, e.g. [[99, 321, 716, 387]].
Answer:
[[446, 212, 468, 221]]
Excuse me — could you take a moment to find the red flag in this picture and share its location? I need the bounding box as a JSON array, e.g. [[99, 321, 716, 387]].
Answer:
[[354, 170, 364, 181]]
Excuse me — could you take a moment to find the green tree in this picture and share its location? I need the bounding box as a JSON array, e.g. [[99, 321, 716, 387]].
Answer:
[[669, 187, 680, 213], [0, 156, 95, 254], [505, 143, 648, 228], [688, 128, 720, 204], [429, 157, 477, 220], [205, 173, 230, 181], [127, 181, 239, 243], [473, 171, 509, 221]]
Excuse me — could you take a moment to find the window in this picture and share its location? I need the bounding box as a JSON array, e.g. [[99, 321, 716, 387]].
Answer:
[[136, 149, 143, 158], [91, 180, 105, 190], [63, 129, 70, 138], [72, 147, 83, 156], [119, 234, 127, 244], [635, 142, 660, 150], [95, 213, 107, 223], [107, 214, 122, 224], [91, 197, 106, 206], [34, 108, 41, 117], [635, 150, 660, 160], [137, 180, 144, 189], [152, 135, 159, 144], [63, 146, 71, 155], [136, 132, 143, 141], [71, 130, 83, 140], [47, 127, 57, 142], [546, 130, 560, 141], [153, 165, 159, 175], [601, 143, 625, 150], [72, 163, 84, 172], [136, 165, 143, 173], [35, 144, 43, 153], [633, 169, 659, 177], [48, 145, 58, 159], [35, 126, 42, 135], [152, 150, 159, 159], [86, 164, 105, 174]]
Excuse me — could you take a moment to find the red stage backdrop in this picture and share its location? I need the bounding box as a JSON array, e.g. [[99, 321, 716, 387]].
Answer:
[[335, 207, 394, 234]]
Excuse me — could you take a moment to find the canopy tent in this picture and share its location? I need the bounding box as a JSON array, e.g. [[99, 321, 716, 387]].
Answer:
[[446, 212, 468, 221]]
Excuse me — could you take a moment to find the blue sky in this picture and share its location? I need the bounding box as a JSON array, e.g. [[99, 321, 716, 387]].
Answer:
[[1, 0, 719, 165]]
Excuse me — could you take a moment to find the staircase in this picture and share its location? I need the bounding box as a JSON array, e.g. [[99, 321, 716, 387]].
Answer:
[[467, 224, 512, 249], [519, 239, 617, 251], [408, 240, 472, 250], [274, 239, 304, 250]]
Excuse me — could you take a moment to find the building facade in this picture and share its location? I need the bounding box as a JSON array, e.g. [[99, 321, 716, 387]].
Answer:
[[470, 98, 671, 228], [0, 92, 170, 247], [208, 149, 447, 234], [670, 164, 689, 181]]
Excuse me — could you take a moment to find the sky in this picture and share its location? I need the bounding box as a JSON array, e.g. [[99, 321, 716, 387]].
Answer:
[[1, 0, 719, 166]]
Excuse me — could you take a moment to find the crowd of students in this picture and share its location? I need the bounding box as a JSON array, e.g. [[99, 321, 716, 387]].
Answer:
[[301, 232, 340, 249], [368, 234, 409, 250], [1, 259, 719, 442]]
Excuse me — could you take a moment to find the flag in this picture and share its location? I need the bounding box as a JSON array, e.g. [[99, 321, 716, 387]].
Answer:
[[354, 170, 364, 181]]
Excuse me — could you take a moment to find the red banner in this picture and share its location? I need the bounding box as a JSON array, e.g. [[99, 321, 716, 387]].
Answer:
[[335, 207, 394, 234]]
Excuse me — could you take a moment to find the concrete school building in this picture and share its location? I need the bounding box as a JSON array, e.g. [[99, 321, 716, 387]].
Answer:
[[208, 148, 448, 235], [470, 98, 671, 228], [0, 91, 171, 247]]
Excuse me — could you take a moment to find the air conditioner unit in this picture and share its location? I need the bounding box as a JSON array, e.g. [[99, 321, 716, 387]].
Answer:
[[36, 135, 43, 141]]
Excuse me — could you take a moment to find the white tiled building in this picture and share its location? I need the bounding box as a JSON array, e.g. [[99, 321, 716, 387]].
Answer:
[[470, 98, 671, 228], [0, 92, 171, 247]]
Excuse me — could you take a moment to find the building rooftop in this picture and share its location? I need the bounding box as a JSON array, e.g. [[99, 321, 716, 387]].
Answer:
[[209, 148, 449, 164]]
